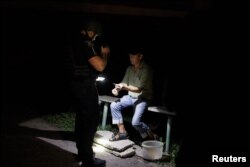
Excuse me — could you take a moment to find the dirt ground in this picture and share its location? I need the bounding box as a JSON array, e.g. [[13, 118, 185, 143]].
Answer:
[[1, 111, 175, 167]]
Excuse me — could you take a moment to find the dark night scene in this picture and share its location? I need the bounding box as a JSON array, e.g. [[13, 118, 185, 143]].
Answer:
[[1, 1, 248, 167]]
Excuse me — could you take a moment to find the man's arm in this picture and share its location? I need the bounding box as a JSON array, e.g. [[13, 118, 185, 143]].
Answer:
[[120, 84, 142, 93], [88, 45, 110, 72], [114, 67, 142, 92], [117, 66, 152, 93], [88, 56, 107, 72]]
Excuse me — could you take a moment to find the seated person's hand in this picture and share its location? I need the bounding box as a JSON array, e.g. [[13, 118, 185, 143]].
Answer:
[[112, 88, 119, 96], [115, 83, 123, 91]]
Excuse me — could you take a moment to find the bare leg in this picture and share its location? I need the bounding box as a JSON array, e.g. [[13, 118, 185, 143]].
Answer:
[[118, 123, 126, 133]]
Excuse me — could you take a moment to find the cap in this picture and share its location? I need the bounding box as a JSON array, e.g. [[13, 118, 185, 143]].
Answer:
[[84, 19, 102, 35]]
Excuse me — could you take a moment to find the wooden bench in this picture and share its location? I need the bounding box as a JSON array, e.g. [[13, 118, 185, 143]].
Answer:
[[99, 95, 120, 129], [98, 95, 176, 154]]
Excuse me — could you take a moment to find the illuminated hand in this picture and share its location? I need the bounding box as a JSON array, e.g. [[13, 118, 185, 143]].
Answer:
[[112, 88, 119, 96], [115, 83, 123, 91]]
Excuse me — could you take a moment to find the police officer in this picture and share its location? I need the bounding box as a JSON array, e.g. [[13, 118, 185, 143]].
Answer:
[[70, 19, 109, 167]]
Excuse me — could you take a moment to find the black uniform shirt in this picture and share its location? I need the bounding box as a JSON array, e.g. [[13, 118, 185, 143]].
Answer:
[[71, 33, 100, 81]]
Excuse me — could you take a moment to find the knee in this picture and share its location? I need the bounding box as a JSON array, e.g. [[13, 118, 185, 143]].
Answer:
[[110, 102, 116, 110], [110, 102, 120, 112]]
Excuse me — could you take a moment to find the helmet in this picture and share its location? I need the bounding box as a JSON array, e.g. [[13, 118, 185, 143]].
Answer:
[[84, 19, 102, 35]]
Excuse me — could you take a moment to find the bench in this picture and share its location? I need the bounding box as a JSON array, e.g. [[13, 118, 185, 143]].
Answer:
[[147, 106, 176, 154], [99, 95, 120, 129], [98, 95, 176, 154]]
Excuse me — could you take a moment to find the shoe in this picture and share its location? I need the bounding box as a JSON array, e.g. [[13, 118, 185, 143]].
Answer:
[[81, 157, 106, 167], [109, 132, 129, 141]]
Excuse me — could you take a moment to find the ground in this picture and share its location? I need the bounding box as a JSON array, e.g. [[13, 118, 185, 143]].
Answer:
[[0, 107, 175, 167]]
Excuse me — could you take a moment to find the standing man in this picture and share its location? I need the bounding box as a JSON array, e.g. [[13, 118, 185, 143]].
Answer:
[[109, 47, 157, 142], [70, 19, 109, 167]]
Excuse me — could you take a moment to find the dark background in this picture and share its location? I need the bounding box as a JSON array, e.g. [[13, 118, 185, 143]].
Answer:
[[1, 1, 248, 166], [2, 5, 192, 116]]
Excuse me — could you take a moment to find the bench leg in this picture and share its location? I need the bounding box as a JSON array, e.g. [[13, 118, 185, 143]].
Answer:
[[165, 117, 172, 154], [101, 102, 109, 129]]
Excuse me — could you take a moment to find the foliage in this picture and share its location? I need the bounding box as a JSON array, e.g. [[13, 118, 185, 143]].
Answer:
[[44, 112, 115, 131], [44, 112, 75, 131]]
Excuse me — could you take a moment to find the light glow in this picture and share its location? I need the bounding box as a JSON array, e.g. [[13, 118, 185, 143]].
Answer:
[[96, 76, 105, 81], [93, 144, 105, 153]]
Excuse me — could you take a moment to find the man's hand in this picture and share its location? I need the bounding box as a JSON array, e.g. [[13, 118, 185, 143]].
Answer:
[[114, 83, 123, 91], [112, 88, 119, 96], [101, 46, 110, 60]]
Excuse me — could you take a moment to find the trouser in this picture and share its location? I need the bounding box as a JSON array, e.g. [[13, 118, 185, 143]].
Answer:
[[71, 79, 99, 161], [110, 95, 150, 138]]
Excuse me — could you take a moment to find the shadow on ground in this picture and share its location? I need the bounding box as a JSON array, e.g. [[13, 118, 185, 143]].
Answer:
[[1, 104, 174, 167]]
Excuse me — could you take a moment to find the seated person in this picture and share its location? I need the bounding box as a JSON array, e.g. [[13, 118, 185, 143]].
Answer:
[[109, 46, 158, 141]]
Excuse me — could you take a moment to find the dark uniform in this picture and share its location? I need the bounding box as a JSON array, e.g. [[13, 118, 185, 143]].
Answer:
[[70, 29, 103, 165]]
